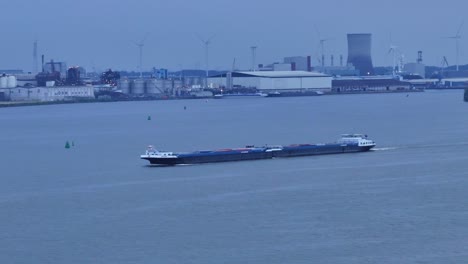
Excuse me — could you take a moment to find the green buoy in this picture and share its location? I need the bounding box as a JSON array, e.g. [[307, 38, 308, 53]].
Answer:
[[65, 141, 70, 149], [147, 115, 152, 120]]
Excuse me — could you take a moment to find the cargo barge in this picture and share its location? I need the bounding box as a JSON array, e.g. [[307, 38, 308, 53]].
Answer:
[[141, 134, 375, 165]]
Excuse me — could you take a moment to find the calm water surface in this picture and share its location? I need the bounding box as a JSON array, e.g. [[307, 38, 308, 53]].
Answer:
[[1, 90, 467, 263]]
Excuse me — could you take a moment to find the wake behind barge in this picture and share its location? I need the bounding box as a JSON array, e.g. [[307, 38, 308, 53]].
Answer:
[[141, 134, 375, 165]]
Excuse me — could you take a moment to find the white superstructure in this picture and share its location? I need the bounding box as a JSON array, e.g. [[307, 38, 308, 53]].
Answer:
[[338, 134, 375, 147], [141, 145, 178, 159]]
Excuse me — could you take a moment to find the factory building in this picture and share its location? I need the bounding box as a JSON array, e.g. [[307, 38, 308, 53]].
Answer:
[[347, 33, 374, 75], [315, 65, 360, 76], [402, 51, 425, 78], [257, 56, 312, 72], [208, 71, 332, 93], [7, 86, 94, 101], [403, 63, 425, 78], [441, 70, 468, 78], [406, 78, 468, 89], [283, 56, 310, 71], [272, 63, 294, 71], [44, 61, 67, 78], [332, 77, 413, 92]]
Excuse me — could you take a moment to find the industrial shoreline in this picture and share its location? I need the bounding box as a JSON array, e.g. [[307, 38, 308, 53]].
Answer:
[[4, 32, 468, 106], [0, 89, 424, 108]]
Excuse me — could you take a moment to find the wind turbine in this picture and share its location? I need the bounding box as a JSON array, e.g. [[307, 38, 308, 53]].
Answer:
[[319, 39, 330, 67], [398, 54, 405, 74], [314, 25, 330, 68], [388, 44, 399, 76], [387, 33, 406, 76], [197, 34, 216, 88], [447, 21, 464, 71], [134, 33, 149, 78]]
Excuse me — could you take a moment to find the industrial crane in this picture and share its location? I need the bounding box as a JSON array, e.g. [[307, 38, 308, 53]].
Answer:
[[441, 56, 449, 76]]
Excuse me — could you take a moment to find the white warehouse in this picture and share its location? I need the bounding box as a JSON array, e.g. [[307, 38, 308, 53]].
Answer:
[[208, 71, 332, 93], [6, 86, 94, 101]]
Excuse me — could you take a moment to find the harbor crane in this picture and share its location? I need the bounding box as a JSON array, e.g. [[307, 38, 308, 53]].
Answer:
[[441, 56, 449, 75]]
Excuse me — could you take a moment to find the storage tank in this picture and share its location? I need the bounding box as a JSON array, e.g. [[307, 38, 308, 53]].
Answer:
[[0, 76, 7, 88], [160, 79, 168, 91], [131, 79, 145, 94], [7, 76, 17, 88], [173, 79, 182, 91], [118, 79, 130, 94], [145, 79, 163, 94]]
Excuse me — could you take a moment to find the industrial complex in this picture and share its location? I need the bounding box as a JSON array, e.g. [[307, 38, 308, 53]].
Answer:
[[1, 32, 467, 104]]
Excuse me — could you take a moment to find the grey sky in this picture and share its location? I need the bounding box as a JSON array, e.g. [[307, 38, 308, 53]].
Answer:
[[1, 0, 467, 72]]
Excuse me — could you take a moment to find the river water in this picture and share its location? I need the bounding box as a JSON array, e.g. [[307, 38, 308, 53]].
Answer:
[[1, 90, 467, 263]]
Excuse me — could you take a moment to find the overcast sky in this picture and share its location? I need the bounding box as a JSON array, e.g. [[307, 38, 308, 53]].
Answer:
[[1, 0, 467, 72]]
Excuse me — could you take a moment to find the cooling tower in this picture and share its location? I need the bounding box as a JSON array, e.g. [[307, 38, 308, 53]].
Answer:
[[347, 33, 374, 75]]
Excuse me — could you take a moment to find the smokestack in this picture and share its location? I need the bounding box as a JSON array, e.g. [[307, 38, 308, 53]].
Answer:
[[340, 55, 343, 66], [331, 55, 334, 67], [291, 62, 296, 71], [250, 46, 257, 71], [307, 55, 311, 71], [417, 51, 423, 64], [41, 54, 44, 72], [321, 54, 325, 67], [33, 41, 38, 74], [347, 33, 374, 75]]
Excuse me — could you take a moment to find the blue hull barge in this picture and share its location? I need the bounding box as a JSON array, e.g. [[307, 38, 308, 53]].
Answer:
[[141, 134, 376, 165]]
